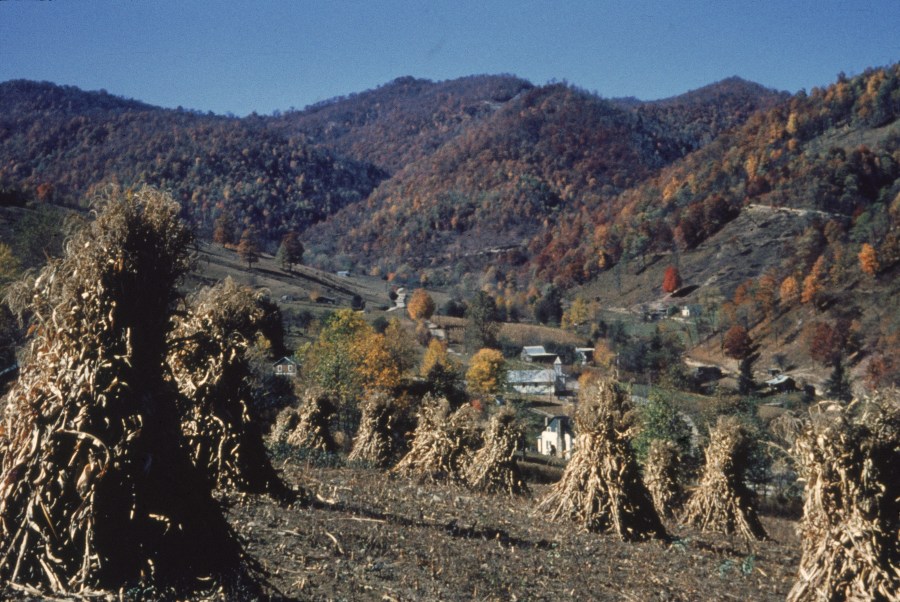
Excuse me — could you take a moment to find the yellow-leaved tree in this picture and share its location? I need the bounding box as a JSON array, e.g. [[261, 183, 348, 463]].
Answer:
[[466, 348, 506, 398], [562, 297, 595, 329]]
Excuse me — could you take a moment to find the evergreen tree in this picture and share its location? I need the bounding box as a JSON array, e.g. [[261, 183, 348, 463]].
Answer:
[[738, 353, 759, 395], [534, 285, 563, 325], [825, 355, 853, 402]]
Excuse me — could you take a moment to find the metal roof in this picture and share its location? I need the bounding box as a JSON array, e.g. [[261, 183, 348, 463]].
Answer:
[[508, 369, 557, 384]]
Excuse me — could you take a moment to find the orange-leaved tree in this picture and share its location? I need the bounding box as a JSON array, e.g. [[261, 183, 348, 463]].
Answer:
[[858, 243, 879, 277], [407, 288, 435, 321], [756, 274, 778, 319], [662, 266, 681, 293], [779, 275, 800, 309], [801, 256, 826, 309]]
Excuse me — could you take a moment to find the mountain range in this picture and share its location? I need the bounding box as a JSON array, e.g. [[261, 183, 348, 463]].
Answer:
[[1, 65, 899, 388]]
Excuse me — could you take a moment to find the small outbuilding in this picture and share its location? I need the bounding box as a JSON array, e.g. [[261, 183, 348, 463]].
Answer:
[[273, 356, 298, 377], [574, 347, 594, 365], [764, 374, 796, 393], [520, 345, 559, 364]]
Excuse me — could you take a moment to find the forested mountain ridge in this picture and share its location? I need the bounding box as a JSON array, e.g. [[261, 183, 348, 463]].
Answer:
[[531, 64, 900, 287], [620, 76, 790, 152], [0, 80, 385, 243], [0, 73, 782, 253], [302, 83, 693, 276], [267, 74, 535, 174]]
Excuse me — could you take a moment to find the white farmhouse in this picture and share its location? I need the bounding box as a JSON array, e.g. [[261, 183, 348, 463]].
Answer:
[[536, 415, 573, 458]]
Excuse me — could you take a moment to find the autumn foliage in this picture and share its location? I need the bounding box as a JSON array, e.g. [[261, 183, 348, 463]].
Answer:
[[465, 348, 506, 397], [723, 325, 752, 359], [407, 288, 436, 321], [858, 243, 879, 276], [779, 275, 800, 308], [662, 265, 682, 293]]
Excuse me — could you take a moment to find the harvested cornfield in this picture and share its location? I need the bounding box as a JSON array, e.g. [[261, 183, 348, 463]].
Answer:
[[539, 379, 666, 541], [0, 187, 255, 597], [683, 415, 767, 541], [463, 407, 528, 495], [280, 387, 338, 453], [643, 439, 683, 518], [392, 395, 481, 481], [787, 394, 900, 602], [168, 277, 291, 498], [348, 392, 401, 467]]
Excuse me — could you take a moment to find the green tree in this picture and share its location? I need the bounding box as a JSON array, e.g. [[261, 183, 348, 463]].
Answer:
[[300, 309, 401, 432], [633, 392, 694, 464], [464, 291, 500, 351], [738, 352, 759, 395], [384, 318, 418, 375], [275, 232, 304, 273], [421, 339, 463, 401]]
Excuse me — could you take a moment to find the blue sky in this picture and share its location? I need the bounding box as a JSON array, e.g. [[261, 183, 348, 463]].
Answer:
[[1, 1, 898, 116]]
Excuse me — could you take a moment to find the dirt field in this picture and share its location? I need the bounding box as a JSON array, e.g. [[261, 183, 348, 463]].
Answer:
[[225, 458, 801, 601]]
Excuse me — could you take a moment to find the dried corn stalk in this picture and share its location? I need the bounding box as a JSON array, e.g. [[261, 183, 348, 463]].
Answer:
[[348, 392, 400, 467], [392, 395, 481, 481], [0, 187, 254, 597], [269, 406, 300, 446], [787, 393, 900, 602], [643, 439, 682, 518], [167, 277, 291, 498], [539, 379, 666, 541], [279, 387, 338, 453], [463, 407, 527, 495], [682, 415, 767, 540]]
